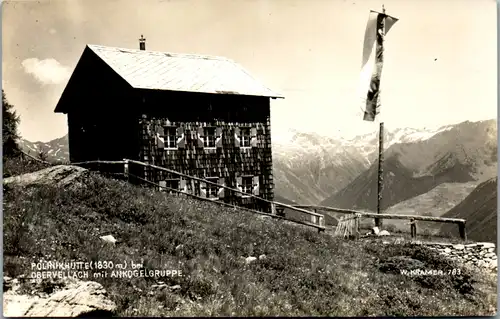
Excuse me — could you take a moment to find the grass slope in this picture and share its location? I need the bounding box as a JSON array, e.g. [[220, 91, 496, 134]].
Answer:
[[3, 171, 497, 316], [440, 177, 498, 243]]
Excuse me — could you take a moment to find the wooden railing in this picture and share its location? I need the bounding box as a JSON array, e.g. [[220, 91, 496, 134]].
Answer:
[[70, 159, 326, 232], [291, 205, 467, 241]]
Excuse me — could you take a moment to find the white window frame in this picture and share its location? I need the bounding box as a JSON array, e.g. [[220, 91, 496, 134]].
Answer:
[[241, 176, 253, 197], [205, 177, 219, 200], [163, 126, 178, 150], [240, 128, 251, 148], [204, 127, 216, 149]]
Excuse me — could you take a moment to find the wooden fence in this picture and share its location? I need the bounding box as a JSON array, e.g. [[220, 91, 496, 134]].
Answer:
[[71, 159, 326, 232], [292, 205, 467, 241], [68, 159, 467, 240]]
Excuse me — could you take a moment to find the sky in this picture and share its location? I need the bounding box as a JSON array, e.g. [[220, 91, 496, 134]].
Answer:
[[1, 0, 497, 143]]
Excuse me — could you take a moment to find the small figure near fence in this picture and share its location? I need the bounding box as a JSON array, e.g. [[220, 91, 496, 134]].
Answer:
[[409, 218, 417, 238]]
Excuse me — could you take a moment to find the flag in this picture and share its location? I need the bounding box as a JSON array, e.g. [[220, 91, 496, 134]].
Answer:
[[359, 10, 398, 121]]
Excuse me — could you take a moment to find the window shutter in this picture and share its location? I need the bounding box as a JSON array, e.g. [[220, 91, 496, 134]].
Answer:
[[215, 127, 223, 148], [197, 127, 204, 148], [234, 127, 241, 147], [252, 176, 260, 196], [155, 126, 165, 149], [156, 125, 164, 135], [159, 180, 166, 192], [218, 177, 225, 199], [176, 127, 185, 149], [180, 178, 187, 193], [200, 181, 207, 197], [235, 176, 243, 197], [250, 127, 258, 147]]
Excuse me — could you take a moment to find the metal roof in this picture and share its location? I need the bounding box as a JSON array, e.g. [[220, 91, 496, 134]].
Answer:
[[86, 44, 284, 99]]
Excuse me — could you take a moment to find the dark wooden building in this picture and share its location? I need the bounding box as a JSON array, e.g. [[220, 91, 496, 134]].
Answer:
[[54, 37, 283, 212]]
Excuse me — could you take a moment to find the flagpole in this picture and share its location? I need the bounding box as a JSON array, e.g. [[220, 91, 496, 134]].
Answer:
[[375, 4, 386, 228], [376, 121, 384, 227]]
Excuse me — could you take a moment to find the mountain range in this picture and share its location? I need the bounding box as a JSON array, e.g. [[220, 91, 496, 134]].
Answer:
[[439, 177, 497, 243], [274, 120, 497, 207], [19, 135, 69, 163], [320, 120, 497, 211]]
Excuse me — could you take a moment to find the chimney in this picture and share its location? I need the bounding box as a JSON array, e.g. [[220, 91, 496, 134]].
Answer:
[[139, 35, 146, 50]]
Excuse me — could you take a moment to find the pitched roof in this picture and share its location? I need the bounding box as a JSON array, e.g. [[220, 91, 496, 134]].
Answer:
[[86, 44, 283, 98]]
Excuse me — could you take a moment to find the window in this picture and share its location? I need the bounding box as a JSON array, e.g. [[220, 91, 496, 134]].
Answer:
[[205, 177, 219, 199], [156, 125, 185, 150], [163, 127, 177, 149], [240, 128, 251, 147], [159, 179, 179, 192], [204, 127, 216, 148], [241, 176, 253, 195]]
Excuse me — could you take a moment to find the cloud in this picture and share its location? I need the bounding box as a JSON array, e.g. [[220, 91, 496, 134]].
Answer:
[[21, 58, 70, 85]]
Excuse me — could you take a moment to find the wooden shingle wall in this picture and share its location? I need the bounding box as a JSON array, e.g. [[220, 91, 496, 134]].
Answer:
[[136, 90, 274, 212]]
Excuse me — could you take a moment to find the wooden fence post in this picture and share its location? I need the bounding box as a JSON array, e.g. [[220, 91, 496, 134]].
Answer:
[[459, 221, 467, 241], [271, 202, 277, 215], [123, 159, 129, 182], [311, 209, 317, 225], [318, 215, 325, 233], [354, 214, 360, 239]]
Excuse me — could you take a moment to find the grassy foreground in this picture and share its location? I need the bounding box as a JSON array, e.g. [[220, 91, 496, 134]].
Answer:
[[3, 172, 497, 316]]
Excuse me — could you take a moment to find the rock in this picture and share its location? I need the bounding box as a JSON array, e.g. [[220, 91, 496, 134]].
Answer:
[[484, 252, 497, 259], [170, 285, 181, 290], [382, 241, 390, 245], [99, 235, 117, 245], [443, 248, 452, 254], [3, 165, 88, 188], [3, 279, 116, 317], [378, 230, 390, 236], [488, 259, 498, 269], [258, 254, 267, 260], [151, 284, 168, 289], [245, 256, 257, 264], [453, 244, 465, 250], [478, 242, 496, 249], [371, 227, 380, 235]]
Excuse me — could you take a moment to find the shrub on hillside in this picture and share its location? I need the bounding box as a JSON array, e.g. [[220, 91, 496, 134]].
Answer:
[[2, 90, 21, 157], [3, 155, 52, 178]]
